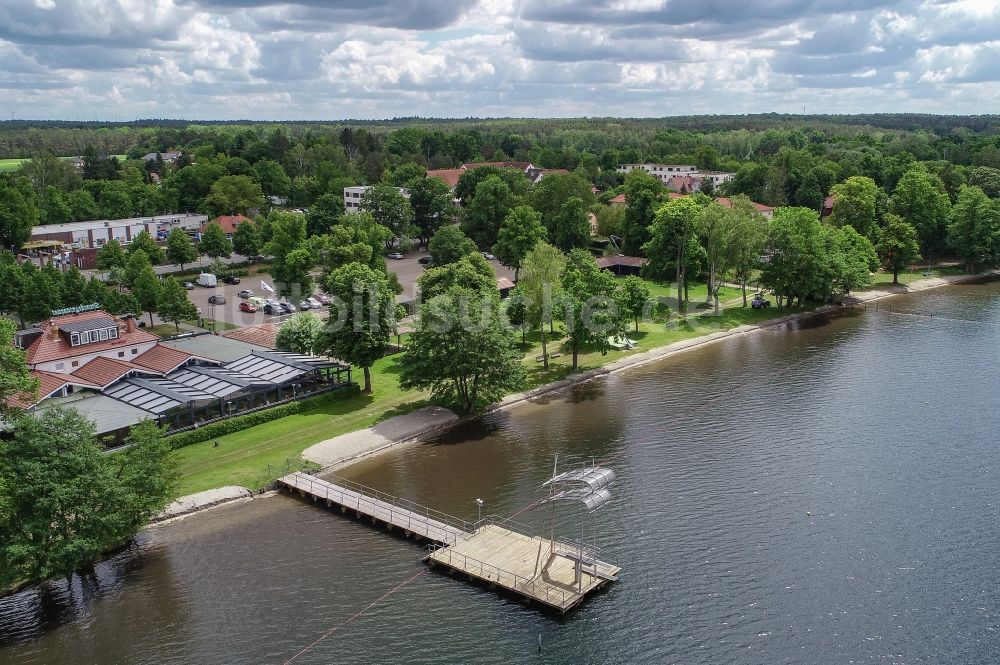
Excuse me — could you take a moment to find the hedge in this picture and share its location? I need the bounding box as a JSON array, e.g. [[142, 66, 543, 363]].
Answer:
[[165, 384, 360, 450]]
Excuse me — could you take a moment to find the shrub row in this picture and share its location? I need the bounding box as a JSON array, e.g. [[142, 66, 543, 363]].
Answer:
[[165, 384, 360, 450]]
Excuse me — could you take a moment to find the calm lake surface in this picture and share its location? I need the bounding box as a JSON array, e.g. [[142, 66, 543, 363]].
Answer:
[[2, 281, 999, 665]]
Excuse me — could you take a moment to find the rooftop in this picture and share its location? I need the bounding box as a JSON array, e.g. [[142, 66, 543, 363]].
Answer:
[[160, 333, 268, 363], [25, 311, 158, 365], [70, 356, 152, 388], [220, 323, 279, 349]]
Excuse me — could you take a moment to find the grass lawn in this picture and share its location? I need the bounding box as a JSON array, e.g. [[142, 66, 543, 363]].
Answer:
[[0, 158, 27, 173], [169, 354, 429, 497], [868, 266, 966, 287]]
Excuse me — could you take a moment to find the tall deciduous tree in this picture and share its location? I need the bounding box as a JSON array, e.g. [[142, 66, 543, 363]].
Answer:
[[616, 275, 651, 332], [409, 176, 455, 246], [399, 285, 524, 413], [128, 229, 165, 265], [948, 185, 1000, 272], [264, 212, 313, 298], [462, 175, 518, 247], [876, 214, 922, 284], [553, 196, 590, 251], [361, 183, 415, 242], [199, 221, 232, 259], [891, 167, 952, 258], [428, 225, 477, 266], [560, 249, 623, 368], [324, 262, 397, 393], [529, 172, 595, 236], [0, 318, 39, 417], [0, 409, 174, 590], [760, 207, 830, 306], [95, 238, 127, 273], [826, 224, 877, 296], [232, 220, 262, 257], [0, 174, 39, 252], [204, 175, 265, 217], [305, 193, 344, 237], [620, 170, 663, 255], [493, 205, 547, 282], [131, 263, 162, 326], [275, 312, 326, 356], [166, 228, 197, 269], [829, 176, 881, 237], [157, 277, 197, 331], [519, 242, 566, 369], [645, 197, 700, 311], [418, 252, 496, 301]]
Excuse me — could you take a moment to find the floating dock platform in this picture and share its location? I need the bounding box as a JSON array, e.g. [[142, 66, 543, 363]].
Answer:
[[277, 472, 619, 613]]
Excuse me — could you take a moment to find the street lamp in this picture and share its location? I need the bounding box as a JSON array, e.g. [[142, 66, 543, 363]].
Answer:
[[475, 498, 484, 526]]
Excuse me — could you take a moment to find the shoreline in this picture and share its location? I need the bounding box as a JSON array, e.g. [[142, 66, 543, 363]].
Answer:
[[160, 269, 998, 519]]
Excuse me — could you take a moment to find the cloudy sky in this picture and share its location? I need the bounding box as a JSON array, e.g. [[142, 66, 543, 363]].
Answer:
[[1, 0, 998, 120]]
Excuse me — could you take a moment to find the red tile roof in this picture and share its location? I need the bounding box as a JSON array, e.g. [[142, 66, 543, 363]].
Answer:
[[595, 255, 649, 269], [70, 356, 150, 388], [496, 277, 515, 291], [714, 197, 774, 213], [7, 370, 99, 409], [220, 323, 279, 349], [426, 169, 464, 189], [204, 215, 251, 235], [132, 344, 194, 374], [460, 161, 533, 172], [609, 194, 626, 204], [25, 312, 159, 365]]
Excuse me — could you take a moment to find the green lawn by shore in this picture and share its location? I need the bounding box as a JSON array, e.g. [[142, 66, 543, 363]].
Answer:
[[868, 266, 966, 287], [167, 278, 811, 498]]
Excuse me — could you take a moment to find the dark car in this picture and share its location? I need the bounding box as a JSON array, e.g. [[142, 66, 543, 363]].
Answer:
[[313, 293, 331, 305], [222, 276, 241, 285], [238, 289, 254, 299], [418, 255, 433, 265], [263, 303, 281, 315], [279, 302, 295, 315], [182, 281, 195, 290], [208, 295, 227, 305]]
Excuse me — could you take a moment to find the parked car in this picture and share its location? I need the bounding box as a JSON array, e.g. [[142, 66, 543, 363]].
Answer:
[[313, 293, 331, 305], [249, 296, 267, 308], [238, 289, 254, 299], [222, 275, 241, 285], [239, 301, 257, 313], [481, 251, 495, 260], [196, 273, 217, 287], [298, 300, 312, 311], [182, 281, 195, 290], [387, 252, 404, 260], [279, 302, 295, 315], [208, 295, 227, 305], [418, 255, 433, 265], [263, 303, 282, 315], [307, 296, 322, 309]]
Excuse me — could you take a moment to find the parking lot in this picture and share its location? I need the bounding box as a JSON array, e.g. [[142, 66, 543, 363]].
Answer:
[[156, 248, 515, 330]]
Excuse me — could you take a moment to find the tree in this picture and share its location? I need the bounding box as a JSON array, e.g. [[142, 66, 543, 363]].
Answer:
[[264, 211, 313, 297], [428, 225, 477, 266], [876, 214, 922, 284], [409, 176, 455, 246], [306, 193, 344, 237], [418, 252, 497, 301], [530, 172, 595, 236], [19, 262, 63, 323], [553, 196, 591, 251], [493, 205, 547, 282], [199, 221, 233, 259], [455, 166, 531, 205], [131, 262, 162, 327], [204, 175, 265, 217], [275, 312, 326, 356], [95, 238, 127, 274], [166, 228, 197, 269], [462, 175, 518, 247], [383, 162, 425, 187], [0, 409, 174, 589], [645, 197, 700, 311], [0, 318, 39, 418], [252, 159, 291, 198], [232, 220, 263, 257], [891, 167, 952, 258], [519, 242, 566, 369], [123, 249, 152, 289], [361, 183, 415, 241], [61, 266, 88, 308], [827, 225, 877, 295], [948, 185, 1000, 272], [323, 262, 397, 392], [616, 275, 651, 332], [0, 174, 39, 251], [318, 212, 394, 278], [829, 175, 880, 237], [399, 286, 525, 413], [760, 207, 831, 306], [619, 170, 664, 255], [967, 166, 1000, 199], [128, 229, 165, 265], [561, 249, 623, 368], [157, 277, 197, 331], [67, 189, 99, 221], [725, 202, 768, 306]]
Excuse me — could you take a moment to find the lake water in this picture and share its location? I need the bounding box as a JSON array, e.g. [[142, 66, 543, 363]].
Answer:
[[2, 281, 998, 665]]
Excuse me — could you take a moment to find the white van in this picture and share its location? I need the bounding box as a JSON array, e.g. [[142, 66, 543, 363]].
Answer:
[[196, 273, 217, 287]]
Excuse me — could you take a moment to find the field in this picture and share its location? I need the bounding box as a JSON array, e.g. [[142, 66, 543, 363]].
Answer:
[[0, 155, 127, 172]]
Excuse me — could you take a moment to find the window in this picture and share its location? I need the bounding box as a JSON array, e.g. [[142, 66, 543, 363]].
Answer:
[[109, 328, 118, 340], [99, 329, 108, 341], [131, 348, 138, 355], [55, 362, 65, 370], [71, 361, 79, 368], [71, 332, 80, 346], [118, 351, 125, 358]]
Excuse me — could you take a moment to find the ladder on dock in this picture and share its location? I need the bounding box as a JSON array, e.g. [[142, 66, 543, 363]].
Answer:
[[277, 471, 470, 545]]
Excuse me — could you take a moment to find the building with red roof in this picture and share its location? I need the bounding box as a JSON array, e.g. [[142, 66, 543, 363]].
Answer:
[[202, 214, 251, 238]]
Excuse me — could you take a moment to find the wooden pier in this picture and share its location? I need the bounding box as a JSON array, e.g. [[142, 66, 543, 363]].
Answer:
[[276, 472, 619, 613]]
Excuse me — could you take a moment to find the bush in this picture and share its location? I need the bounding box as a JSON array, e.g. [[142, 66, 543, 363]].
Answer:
[[165, 384, 360, 449]]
